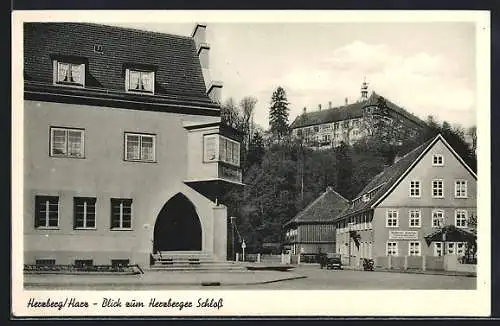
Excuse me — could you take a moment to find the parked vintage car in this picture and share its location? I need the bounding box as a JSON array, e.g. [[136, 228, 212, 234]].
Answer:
[[319, 253, 342, 270]]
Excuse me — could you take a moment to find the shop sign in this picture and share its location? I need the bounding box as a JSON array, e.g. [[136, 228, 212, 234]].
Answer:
[[389, 230, 418, 240]]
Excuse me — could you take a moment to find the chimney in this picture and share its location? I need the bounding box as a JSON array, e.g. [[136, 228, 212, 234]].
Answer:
[[328, 101, 332, 109], [191, 23, 211, 88], [326, 186, 333, 192], [345, 97, 348, 105], [207, 81, 223, 104], [303, 107, 307, 114], [318, 104, 322, 111]]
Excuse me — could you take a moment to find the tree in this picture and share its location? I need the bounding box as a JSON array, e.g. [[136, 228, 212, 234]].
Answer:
[[245, 130, 265, 169], [221, 97, 242, 131], [240, 96, 258, 149], [269, 86, 290, 142]]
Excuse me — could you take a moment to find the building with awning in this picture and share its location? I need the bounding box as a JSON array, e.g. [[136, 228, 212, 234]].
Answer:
[[334, 134, 477, 265]]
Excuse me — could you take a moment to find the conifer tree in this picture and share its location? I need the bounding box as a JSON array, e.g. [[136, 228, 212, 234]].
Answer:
[[269, 86, 290, 141]]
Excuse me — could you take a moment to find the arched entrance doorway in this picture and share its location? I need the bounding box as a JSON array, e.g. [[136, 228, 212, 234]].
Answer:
[[153, 193, 202, 252]]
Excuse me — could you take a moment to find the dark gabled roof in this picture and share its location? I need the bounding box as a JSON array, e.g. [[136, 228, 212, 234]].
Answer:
[[424, 225, 476, 246], [24, 23, 212, 103], [336, 135, 436, 219], [290, 92, 426, 129], [284, 187, 349, 228], [336, 133, 477, 220]]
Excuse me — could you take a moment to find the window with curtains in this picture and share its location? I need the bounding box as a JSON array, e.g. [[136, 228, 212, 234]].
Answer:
[[124, 133, 156, 162], [126, 69, 154, 93], [54, 61, 85, 86], [50, 127, 85, 158]]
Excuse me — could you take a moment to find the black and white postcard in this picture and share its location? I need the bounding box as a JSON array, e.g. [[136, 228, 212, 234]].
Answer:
[[11, 10, 491, 317]]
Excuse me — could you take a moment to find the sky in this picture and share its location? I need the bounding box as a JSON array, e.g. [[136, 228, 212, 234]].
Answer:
[[113, 22, 477, 130]]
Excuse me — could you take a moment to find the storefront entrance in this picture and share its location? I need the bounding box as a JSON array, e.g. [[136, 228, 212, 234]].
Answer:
[[153, 193, 202, 252]]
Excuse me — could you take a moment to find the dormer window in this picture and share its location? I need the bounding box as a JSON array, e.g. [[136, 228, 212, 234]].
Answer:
[[54, 61, 85, 87], [126, 69, 154, 94]]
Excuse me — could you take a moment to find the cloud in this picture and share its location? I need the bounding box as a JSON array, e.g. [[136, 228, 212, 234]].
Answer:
[[279, 41, 476, 128], [219, 39, 475, 129]]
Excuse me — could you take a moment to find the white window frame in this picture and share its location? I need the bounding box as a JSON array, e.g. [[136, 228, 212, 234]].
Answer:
[[110, 199, 133, 230], [455, 209, 468, 228], [53, 60, 85, 87], [386, 242, 398, 256], [432, 209, 445, 228], [432, 179, 444, 198], [434, 242, 443, 256], [455, 179, 468, 198], [408, 210, 421, 228], [125, 68, 155, 94], [408, 241, 421, 256], [456, 242, 466, 256], [35, 196, 60, 229], [124, 133, 156, 162], [386, 210, 399, 228], [447, 242, 456, 255], [432, 154, 444, 166], [50, 127, 85, 158], [74, 197, 97, 230], [409, 180, 421, 198]]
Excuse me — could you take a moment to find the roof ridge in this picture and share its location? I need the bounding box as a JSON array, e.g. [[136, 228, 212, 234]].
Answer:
[[74, 22, 193, 40]]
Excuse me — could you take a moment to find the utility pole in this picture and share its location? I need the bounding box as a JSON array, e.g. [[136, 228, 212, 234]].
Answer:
[[348, 222, 354, 267], [230, 216, 237, 261]]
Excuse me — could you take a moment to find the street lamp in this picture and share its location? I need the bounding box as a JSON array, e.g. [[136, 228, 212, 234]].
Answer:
[[230, 216, 237, 261], [348, 222, 354, 266]]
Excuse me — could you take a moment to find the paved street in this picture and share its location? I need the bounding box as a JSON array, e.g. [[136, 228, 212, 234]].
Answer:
[[24, 264, 475, 290], [228, 265, 476, 290]]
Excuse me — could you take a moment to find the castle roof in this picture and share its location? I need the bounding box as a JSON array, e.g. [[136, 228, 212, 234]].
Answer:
[[290, 92, 426, 129]]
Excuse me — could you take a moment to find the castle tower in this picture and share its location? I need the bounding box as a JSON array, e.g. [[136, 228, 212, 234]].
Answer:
[[360, 77, 369, 101]]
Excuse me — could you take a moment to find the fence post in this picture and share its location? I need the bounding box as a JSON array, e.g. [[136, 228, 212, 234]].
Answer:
[[257, 253, 261, 263], [388, 255, 392, 270], [422, 255, 426, 271], [404, 256, 408, 270], [236, 253, 239, 262]]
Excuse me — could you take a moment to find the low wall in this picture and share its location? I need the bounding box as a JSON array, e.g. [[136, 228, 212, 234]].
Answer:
[[407, 256, 422, 270], [426, 256, 445, 271], [391, 257, 405, 270], [375, 256, 388, 268]]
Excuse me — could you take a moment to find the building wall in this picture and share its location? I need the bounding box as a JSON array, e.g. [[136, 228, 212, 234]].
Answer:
[[24, 100, 227, 266], [371, 139, 477, 258]]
